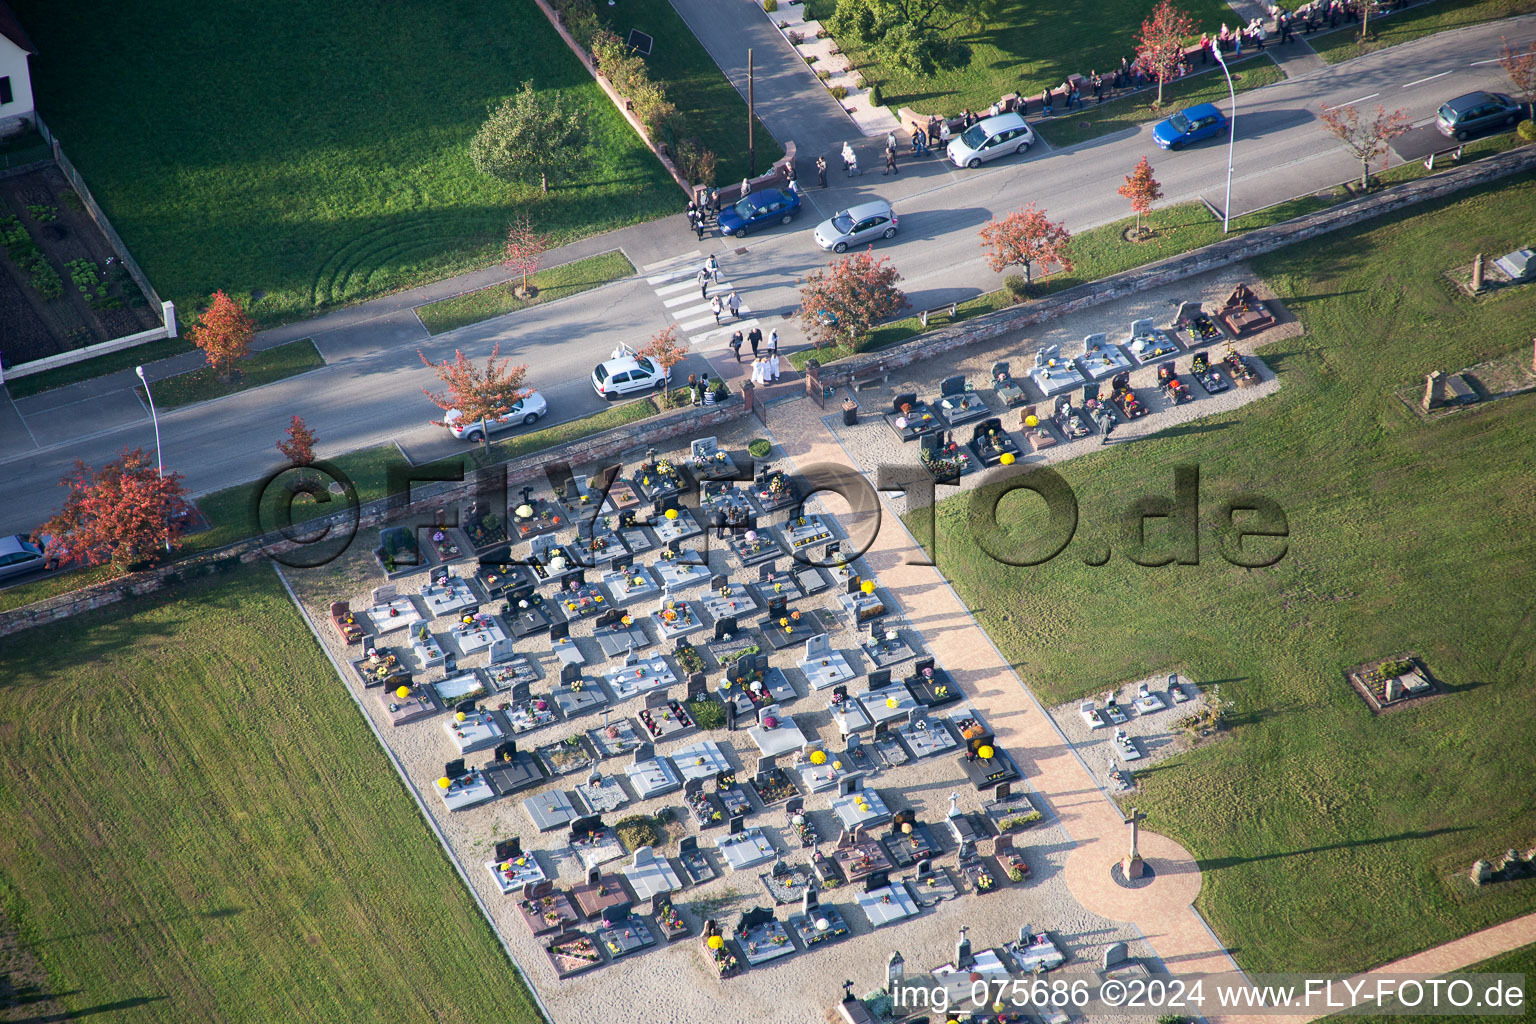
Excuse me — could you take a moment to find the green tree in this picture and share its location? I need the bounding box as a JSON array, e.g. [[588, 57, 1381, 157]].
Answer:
[[826, 0, 989, 74], [469, 81, 582, 193]]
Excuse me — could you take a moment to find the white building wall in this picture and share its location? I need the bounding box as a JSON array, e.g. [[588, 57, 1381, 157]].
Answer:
[[0, 35, 35, 134]]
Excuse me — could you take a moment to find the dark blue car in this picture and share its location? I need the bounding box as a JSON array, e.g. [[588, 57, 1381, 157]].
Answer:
[[1152, 103, 1228, 150], [717, 188, 801, 238]]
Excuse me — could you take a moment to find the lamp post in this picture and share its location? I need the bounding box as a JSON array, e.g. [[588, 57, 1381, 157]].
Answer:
[[135, 364, 169, 552], [1212, 47, 1237, 233]]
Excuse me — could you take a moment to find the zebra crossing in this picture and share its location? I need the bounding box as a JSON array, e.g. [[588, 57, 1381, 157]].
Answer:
[[640, 250, 761, 350]]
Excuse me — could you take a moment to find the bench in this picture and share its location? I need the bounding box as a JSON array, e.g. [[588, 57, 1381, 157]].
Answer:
[[918, 302, 959, 327]]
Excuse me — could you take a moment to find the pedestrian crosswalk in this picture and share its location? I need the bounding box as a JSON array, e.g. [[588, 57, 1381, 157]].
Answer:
[[639, 250, 760, 350]]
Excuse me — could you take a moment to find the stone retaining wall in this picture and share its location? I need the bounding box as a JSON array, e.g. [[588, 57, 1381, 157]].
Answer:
[[0, 398, 751, 637], [810, 145, 1536, 390]]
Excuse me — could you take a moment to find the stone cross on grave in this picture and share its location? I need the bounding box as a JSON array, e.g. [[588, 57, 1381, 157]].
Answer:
[[947, 791, 960, 818], [1123, 806, 1147, 878]]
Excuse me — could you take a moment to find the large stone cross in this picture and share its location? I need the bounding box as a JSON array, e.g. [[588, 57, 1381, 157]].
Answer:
[[1124, 806, 1146, 860]]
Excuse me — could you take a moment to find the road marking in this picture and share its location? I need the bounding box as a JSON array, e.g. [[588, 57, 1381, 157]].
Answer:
[[654, 278, 703, 296], [1324, 93, 1378, 111], [641, 250, 702, 274], [1470, 57, 1503, 66], [1402, 71, 1451, 88], [670, 302, 716, 319], [690, 320, 758, 346], [678, 313, 723, 331]]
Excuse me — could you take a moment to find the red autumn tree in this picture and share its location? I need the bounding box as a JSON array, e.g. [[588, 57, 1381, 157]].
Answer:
[[1137, 0, 1197, 107], [276, 415, 317, 466], [1117, 156, 1165, 238], [979, 204, 1075, 295], [797, 251, 908, 352], [503, 215, 550, 297], [1499, 36, 1536, 120], [1318, 103, 1411, 189], [37, 447, 192, 570], [419, 343, 531, 451], [188, 290, 256, 380], [637, 325, 689, 399]]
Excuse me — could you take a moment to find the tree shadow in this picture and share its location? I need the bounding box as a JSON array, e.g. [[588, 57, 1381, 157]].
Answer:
[[1201, 827, 1474, 871], [12, 995, 167, 1023]]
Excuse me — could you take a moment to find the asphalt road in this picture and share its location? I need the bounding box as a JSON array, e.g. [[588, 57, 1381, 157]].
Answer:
[[0, 13, 1532, 540]]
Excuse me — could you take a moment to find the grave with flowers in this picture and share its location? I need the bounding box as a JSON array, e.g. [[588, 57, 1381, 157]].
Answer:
[[897, 712, 959, 760], [588, 715, 645, 758], [597, 903, 658, 959], [838, 576, 888, 624], [544, 931, 605, 978], [474, 548, 537, 600], [699, 479, 757, 521], [508, 494, 568, 540], [702, 920, 743, 978], [421, 524, 466, 564], [374, 525, 426, 579], [735, 905, 797, 966], [653, 894, 691, 941], [983, 781, 1043, 835], [728, 527, 783, 567], [593, 609, 653, 659], [569, 815, 628, 871], [885, 392, 942, 442], [604, 652, 677, 700], [528, 534, 582, 584], [636, 693, 696, 743], [450, 613, 506, 656], [966, 417, 1021, 468], [687, 778, 728, 828], [761, 597, 813, 652], [350, 643, 410, 689], [781, 514, 834, 553], [653, 550, 711, 590], [517, 880, 580, 936], [689, 436, 741, 481], [505, 594, 553, 638], [550, 666, 609, 718], [1344, 653, 1440, 713], [376, 681, 439, 727], [438, 760, 497, 811], [653, 598, 705, 640], [788, 887, 850, 948], [555, 577, 606, 619], [919, 429, 978, 482], [488, 839, 548, 895], [536, 733, 599, 777], [748, 761, 798, 806], [1029, 344, 1088, 397], [861, 621, 918, 669], [601, 562, 659, 604], [904, 657, 963, 708], [652, 504, 703, 544], [751, 463, 800, 514], [881, 810, 940, 869], [505, 691, 559, 734], [575, 523, 627, 568], [632, 453, 690, 503]]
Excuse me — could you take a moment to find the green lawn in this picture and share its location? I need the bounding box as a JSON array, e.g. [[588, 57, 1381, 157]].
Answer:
[[14, 0, 677, 328], [416, 251, 635, 335], [791, 192, 1338, 368], [1308, 0, 1536, 62], [0, 566, 544, 1023], [594, 0, 784, 179], [1034, 58, 1285, 149], [908, 172, 1536, 973], [1346, 944, 1536, 1023], [137, 339, 324, 410], [804, 0, 1242, 114]]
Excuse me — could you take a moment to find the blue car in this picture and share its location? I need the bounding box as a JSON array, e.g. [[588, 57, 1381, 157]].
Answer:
[[1152, 103, 1228, 150], [717, 188, 801, 238]]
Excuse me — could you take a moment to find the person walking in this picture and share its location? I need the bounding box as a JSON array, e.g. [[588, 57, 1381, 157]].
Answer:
[[767, 329, 779, 355], [1042, 89, 1054, 116], [710, 294, 724, 324], [727, 330, 743, 362], [748, 326, 762, 358], [686, 372, 699, 406], [939, 120, 952, 145], [697, 266, 710, 299], [768, 350, 781, 382], [910, 122, 928, 155], [1092, 72, 1103, 103], [883, 147, 898, 175], [842, 141, 858, 176], [693, 211, 707, 240], [713, 507, 728, 539], [706, 253, 720, 284], [816, 155, 828, 188], [1067, 80, 1080, 109], [885, 131, 898, 155], [686, 201, 698, 236], [788, 177, 801, 197], [749, 357, 766, 386], [727, 291, 741, 319], [739, 176, 751, 198]]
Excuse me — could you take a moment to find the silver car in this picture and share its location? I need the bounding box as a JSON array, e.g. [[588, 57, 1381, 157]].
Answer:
[[946, 112, 1035, 169], [0, 534, 48, 581], [813, 200, 899, 253]]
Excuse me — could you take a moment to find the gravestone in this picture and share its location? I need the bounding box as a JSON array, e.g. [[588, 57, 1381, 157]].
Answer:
[[939, 375, 965, 397], [886, 951, 905, 993], [1471, 859, 1493, 885], [686, 672, 707, 700], [1104, 941, 1128, 969], [714, 616, 738, 641], [955, 926, 972, 969], [489, 637, 515, 665]]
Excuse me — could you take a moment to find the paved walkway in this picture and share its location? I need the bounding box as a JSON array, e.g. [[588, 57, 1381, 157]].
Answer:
[[763, 393, 1536, 1018]]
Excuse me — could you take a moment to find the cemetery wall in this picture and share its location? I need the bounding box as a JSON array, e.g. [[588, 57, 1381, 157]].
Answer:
[[0, 398, 751, 637], [813, 145, 1536, 388]]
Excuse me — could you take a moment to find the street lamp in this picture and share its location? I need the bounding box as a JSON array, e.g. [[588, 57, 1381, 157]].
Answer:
[[135, 364, 169, 552], [1212, 46, 1238, 233]]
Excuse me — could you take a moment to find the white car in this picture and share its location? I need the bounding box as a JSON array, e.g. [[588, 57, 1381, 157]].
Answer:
[[443, 390, 547, 442], [946, 112, 1035, 169], [592, 345, 669, 399], [0, 534, 49, 581]]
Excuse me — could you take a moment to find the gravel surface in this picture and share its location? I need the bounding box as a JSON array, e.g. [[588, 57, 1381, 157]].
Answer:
[[283, 417, 1161, 1024]]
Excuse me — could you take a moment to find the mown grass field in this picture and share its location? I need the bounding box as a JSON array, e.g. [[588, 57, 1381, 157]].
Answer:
[[416, 251, 635, 335], [1305, 0, 1536, 61], [909, 172, 1536, 972], [804, 0, 1240, 114], [0, 567, 544, 1023], [14, 0, 677, 327]]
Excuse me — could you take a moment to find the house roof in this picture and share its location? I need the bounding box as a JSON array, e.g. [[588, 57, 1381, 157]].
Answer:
[[0, 1, 36, 56]]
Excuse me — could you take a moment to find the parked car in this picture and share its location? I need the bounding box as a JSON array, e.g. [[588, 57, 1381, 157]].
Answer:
[[946, 112, 1035, 168], [442, 390, 548, 442], [813, 200, 899, 253], [1152, 103, 1228, 150], [1436, 91, 1522, 140], [591, 345, 669, 399], [717, 188, 801, 238], [0, 534, 48, 581]]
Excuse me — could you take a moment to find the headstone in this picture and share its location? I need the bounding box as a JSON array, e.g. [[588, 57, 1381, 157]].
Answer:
[[1080, 331, 1108, 357], [955, 926, 972, 969], [489, 637, 515, 665], [1471, 859, 1493, 885], [686, 672, 707, 700], [803, 885, 820, 915], [714, 616, 738, 641], [886, 951, 905, 993], [1104, 941, 1129, 969], [1472, 252, 1484, 292], [947, 791, 960, 818], [940, 375, 965, 397], [560, 662, 582, 685], [729, 814, 745, 835], [994, 781, 1012, 801], [1423, 371, 1447, 412]]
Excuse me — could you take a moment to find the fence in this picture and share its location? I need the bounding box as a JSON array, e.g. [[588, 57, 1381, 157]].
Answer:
[[34, 115, 165, 313]]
